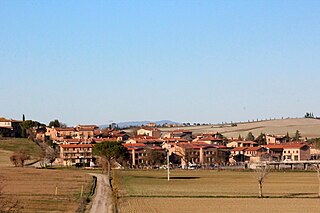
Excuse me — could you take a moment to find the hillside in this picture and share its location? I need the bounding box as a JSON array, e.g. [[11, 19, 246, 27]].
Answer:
[[0, 138, 41, 159], [159, 118, 320, 139]]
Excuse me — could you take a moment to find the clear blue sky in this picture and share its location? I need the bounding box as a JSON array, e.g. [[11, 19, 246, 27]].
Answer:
[[1, 1, 320, 126]]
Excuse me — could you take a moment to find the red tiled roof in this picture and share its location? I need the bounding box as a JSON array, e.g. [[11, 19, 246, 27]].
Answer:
[[55, 127, 75, 131], [0, 117, 21, 122], [246, 147, 264, 152], [123, 143, 146, 150], [198, 137, 223, 141], [282, 143, 309, 149], [264, 144, 284, 149], [232, 147, 247, 151], [164, 138, 189, 143]]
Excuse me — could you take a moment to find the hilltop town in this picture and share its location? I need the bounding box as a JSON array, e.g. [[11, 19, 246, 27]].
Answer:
[[1, 116, 320, 169]]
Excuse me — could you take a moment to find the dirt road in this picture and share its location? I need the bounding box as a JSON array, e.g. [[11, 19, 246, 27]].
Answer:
[[89, 173, 111, 213]]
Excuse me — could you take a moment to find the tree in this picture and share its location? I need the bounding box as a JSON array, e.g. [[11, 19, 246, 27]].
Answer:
[[10, 149, 30, 167], [314, 163, 320, 197], [48, 120, 61, 128], [39, 143, 57, 167], [93, 141, 128, 183], [143, 149, 166, 166], [246, 132, 255, 141], [256, 133, 266, 145], [292, 130, 301, 141], [255, 162, 269, 198], [285, 132, 291, 142]]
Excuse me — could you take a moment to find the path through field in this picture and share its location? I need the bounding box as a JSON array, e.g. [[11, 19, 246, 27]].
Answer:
[[89, 173, 110, 213]]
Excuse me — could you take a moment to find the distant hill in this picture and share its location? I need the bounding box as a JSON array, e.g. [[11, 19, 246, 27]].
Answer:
[[100, 120, 180, 129]]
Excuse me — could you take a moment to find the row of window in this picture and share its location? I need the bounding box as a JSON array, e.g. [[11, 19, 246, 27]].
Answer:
[[284, 150, 299, 154]]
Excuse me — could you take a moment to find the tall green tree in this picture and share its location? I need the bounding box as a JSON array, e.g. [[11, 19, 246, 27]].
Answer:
[[48, 120, 61, 128], [93, 141, 128, 180], [293, 130, 301, 141], [256, 133, 266, 145], [246, 132, 255, 141]]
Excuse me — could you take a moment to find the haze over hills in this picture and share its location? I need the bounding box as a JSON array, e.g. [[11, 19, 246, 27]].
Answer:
[[100, 120, 180, 129]]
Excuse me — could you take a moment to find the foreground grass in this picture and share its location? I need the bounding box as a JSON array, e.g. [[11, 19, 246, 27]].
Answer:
[[117, 169, 320, 212], [119, 197, 320, 213], [118, 170, 319, 197], [0, 144, 93, 213], [1, 167, 92, 212]]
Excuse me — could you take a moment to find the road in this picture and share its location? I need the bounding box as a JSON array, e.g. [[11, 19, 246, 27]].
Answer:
[[89, 173, 111, 213]]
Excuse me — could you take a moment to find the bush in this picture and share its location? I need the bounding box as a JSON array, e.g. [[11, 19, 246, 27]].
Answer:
[[10, 149, 30, 167]]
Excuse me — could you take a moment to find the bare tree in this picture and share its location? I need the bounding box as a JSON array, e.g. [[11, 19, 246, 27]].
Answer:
[[9, 149, 30, 167], [255, 162, 269, 198], [314, 163, 320, 197]]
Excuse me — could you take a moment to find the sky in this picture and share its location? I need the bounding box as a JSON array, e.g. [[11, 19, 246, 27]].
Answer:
[[1, 1, 320, 126]]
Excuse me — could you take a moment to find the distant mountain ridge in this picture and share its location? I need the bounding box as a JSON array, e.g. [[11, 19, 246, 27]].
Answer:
[[100, 120, 180, 129]]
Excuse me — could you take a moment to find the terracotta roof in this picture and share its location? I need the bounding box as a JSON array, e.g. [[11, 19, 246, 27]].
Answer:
[[93, 138, 118, 142], [60, 144, 93, 148], [135, 139, 164, 144], [232, 147, 247, 151], [0, 117, 21, 122], [282, 143, 309, 149], [198, 137, 223, 141], [246, 147, 264, 152], [264, 144, 284, 149], [55, 127, 75, 131], [163, 138, 189, 143], [123, 143, 146, 150]]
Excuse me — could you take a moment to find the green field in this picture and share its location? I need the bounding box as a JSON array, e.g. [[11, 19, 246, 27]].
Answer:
[[117, 169, 320, 212], [0, 138, 41, 158]]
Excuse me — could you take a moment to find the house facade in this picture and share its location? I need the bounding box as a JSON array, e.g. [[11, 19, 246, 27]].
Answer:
[[59, 144, 94, 166], [0, 117, 22, 137]]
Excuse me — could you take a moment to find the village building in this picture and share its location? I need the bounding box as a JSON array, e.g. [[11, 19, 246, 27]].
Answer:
[[59, 144, 94, 166], [281, 143, 310, 161], [0, 117, 22, 137], [266, 134, 287, 144], [162, 129, 193, 141], [227, 140, 258, 148], [136, 127, 161, 138], [170, 142, 229, 168]]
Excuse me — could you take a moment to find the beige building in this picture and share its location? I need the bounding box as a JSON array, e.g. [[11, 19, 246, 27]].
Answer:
[[282, 143, 310, 161], [137, 127, 161, 138], [227, 140, 258, 148], [266, 135, 287, 144], [0, 117, 22, 137], [59, 144, 93, 166]]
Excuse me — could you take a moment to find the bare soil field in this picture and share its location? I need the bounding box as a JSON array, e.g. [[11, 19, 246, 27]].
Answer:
[[159, 118, 320, 138], [0, 148, 92, 212], [119, 197, 320, 213], [1, 167, 92, 212], [117, 170, 320, 212]]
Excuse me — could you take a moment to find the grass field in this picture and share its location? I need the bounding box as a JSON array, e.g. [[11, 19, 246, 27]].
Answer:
[[117, 169, 320, 212], [0, 138, 41, 159], [159, 118, 320, 138]]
